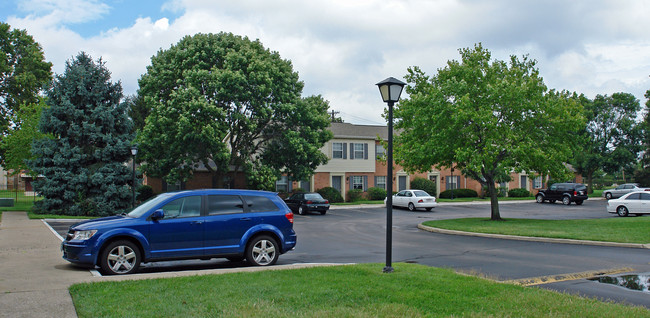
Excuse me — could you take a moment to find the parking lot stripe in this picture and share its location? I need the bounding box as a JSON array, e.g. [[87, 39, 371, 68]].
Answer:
[[501, 267, 635, 286]]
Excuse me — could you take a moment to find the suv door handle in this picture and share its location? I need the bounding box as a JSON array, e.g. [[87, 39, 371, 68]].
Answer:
[[191, 220, 204, 225], [240, 217, 252, 221]]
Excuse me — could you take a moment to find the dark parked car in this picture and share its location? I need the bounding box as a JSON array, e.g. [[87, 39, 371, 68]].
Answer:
[[535, 182, 588, 205], [284, 192, 330, 215], [61, 189, 297, 275]]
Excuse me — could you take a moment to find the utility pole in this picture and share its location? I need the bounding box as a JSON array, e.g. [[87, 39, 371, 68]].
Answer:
[[329, 110, 340, 122]]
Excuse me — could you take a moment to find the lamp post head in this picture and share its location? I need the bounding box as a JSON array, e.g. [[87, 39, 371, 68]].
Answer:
[[376, 77, 406, 104], [131, 146, 138, 156]]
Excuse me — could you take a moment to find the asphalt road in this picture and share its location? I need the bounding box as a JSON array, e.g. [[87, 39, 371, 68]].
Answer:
[[47, 199, 650, 308]]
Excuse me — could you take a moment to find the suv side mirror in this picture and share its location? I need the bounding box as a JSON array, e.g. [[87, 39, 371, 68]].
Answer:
[[151, 209, 164, 221]]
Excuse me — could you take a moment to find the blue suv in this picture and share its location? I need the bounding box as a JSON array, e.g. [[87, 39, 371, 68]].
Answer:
[[61, 189, 297, 275]]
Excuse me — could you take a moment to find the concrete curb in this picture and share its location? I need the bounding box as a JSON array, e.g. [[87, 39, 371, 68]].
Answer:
[[417, 224, 650, 249]]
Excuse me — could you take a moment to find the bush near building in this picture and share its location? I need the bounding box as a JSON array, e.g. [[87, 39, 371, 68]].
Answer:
[[410, 177, 437, 196], [367, 187, 387, 200], [347, 189, 364, 202], [317, 187, 343, 203], [439, 188, 478, 199], [508, 188, 531, 197]]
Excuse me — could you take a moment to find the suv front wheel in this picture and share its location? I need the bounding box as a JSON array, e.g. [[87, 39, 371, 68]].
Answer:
[[100, 240, 141, 275], [562, 196, 571, 205], [535, 194, 544, 203]]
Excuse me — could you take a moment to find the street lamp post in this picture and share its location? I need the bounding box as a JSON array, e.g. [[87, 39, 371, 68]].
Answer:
[[376, 77, 406, 274], [131, 146, 138, 209]]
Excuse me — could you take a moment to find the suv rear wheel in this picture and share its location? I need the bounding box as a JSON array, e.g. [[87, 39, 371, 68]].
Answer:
[[562, 196, 571, 205], [246, 235, 279, 266]]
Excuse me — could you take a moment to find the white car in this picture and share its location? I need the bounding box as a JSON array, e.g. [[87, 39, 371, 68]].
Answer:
[[384, 189, 437, 211], [606, 191, 650, 217]]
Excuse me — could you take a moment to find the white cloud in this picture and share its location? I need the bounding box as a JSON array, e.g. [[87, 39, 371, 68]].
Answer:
[[17, 0, 109, 24], [5, 0, 650, 123]]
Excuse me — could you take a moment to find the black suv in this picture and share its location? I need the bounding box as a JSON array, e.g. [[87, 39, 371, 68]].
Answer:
[[535, 183, 588, 205]]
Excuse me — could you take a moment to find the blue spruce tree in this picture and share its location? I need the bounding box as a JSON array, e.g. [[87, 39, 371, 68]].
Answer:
[[30, 52, 134, 216]]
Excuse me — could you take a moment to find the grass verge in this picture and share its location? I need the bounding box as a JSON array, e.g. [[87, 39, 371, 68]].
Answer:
[[69, 263, 649, 318], [422, 217, 650, 244]]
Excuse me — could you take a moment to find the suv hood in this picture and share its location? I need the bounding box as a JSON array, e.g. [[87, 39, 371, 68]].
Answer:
[[71, 215, 137, 231]]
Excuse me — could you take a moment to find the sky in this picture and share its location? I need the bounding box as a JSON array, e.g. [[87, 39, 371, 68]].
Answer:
[[2, 0, 650, 125]]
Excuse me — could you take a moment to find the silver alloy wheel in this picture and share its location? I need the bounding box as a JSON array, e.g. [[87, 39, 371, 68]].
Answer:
[[298, 205, 305, 215], [562, 196, 571, 205], [251, 239, 276, 266], [408, 202, 415, 211], [617, 206, 629, 217], [536, 194, 544, 203], [605, 192, 612, 200], [106, 245, 137, 274]]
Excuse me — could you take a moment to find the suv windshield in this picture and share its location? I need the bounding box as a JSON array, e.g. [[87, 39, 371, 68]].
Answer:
[[127, 193, 174, 218]]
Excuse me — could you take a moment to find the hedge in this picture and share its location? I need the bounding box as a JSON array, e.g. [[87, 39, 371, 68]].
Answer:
[[439, 188, 478, 199], [508, 188, 531, 197], [317, 187, 344, 203], [347, 189, 364, 202], [367, 187, 387, 200], [410, 178, 437, 196]]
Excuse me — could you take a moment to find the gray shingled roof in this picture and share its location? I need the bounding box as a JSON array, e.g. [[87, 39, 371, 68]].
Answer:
[[329, 122, 389, 140]]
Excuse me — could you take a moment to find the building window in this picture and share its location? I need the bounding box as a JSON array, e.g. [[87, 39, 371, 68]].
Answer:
[[520, 175, 528, 189], [351, 175, 367, 191], [276, 176, 290, 192], [375, 144, 385, 159], [332, 143, 344, 159], [349, 143, 368, 160], [533, 176, 542, 189], [353, 143, 364, 159], [446, 176, 460, 190], [375, 176, 386, 190]]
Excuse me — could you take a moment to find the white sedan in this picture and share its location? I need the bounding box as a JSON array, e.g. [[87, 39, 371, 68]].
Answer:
[[384, 189, 437, 211], [606, 191, 650, 217]]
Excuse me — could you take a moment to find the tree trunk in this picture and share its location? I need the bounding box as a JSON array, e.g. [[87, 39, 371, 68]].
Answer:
[[586, 171, 594, 194], [487, 182, 502, 221]]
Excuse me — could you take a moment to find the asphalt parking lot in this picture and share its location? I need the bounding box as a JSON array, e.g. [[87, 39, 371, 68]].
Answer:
[[47, 199, 650, 308]]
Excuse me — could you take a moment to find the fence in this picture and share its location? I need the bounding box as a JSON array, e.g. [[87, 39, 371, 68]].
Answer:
[[0, 183, 38, 208]]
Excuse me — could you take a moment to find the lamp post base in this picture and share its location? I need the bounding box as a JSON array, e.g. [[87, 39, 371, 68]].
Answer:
[[382, 266, 394, 273]]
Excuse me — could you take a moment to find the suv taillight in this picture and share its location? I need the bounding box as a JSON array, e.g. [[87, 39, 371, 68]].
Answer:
[[574, 190, 577, 196], [285, 212, 294, 223], [306, 200, 313, 204]]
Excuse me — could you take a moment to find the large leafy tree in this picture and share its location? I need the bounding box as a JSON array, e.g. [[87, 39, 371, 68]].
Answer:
[[137, 32, 332, 187], [573, 93, 642, 190], [0, 22, 52, 164], [29, 53, 134, 216], [394, 44, 582, 220], [0, 98, 51, 174]]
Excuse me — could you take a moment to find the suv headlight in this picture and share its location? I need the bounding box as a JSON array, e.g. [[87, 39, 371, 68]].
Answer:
[[72, 230, 97, 240]]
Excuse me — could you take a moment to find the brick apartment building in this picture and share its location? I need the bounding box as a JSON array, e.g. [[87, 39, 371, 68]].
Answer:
[[144, 122, 583, 199]]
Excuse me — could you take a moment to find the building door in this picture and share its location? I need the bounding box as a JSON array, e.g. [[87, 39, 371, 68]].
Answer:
[[332, 176, 342, 194], [398, 176, 407, 191]]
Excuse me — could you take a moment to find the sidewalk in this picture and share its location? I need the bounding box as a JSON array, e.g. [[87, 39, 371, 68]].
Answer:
[[0, 211, 89, 318]]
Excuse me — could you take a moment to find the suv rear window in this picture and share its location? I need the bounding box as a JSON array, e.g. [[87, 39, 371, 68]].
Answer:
[[243, 195, 279, 212], [575, 185, 587, 191], [207, 195, 244, 215]]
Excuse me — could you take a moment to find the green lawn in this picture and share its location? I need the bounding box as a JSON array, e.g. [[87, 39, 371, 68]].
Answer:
[[422, 217, 650, 244], [69, 263, 649, 318]]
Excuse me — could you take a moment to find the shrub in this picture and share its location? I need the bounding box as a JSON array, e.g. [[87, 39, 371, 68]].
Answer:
[[508, 188, 531, 197], [439, 188, 478, 199], [347, 189, 364, 202], [317, 187, 344, 203], [410, 178, 437, 196], [482, 186, 507, 198], [367, 187, 387, 200], [136, 185, 154, 202]]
